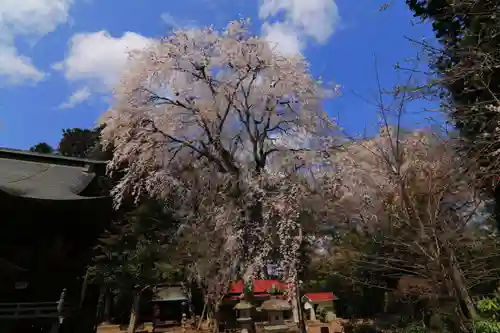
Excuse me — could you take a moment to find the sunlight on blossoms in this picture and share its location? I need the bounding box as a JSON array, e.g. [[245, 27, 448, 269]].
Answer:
[[100, 19, 340, 298]]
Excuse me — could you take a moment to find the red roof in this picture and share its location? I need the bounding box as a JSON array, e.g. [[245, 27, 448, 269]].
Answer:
[[302, 292, 337, 302], [229, 280, 288, 294]]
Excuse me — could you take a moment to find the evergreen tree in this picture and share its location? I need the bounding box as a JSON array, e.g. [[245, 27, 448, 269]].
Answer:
[[29, 142, 54, 154], [406, 0, 500, 223], [90, 200, 182, 332], [58, 127, 102, 159]]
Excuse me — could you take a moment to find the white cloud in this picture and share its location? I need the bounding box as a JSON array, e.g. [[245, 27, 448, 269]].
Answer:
[[0, 47, 45, 84], [0, 0, 72, 84], [261, 22, 302, 56], [161, 12, 199, 32], [161, 13, 181, 29], [259, 0, 340, 55], [54, 31, 153, 108], [58, 86, 91, 109]]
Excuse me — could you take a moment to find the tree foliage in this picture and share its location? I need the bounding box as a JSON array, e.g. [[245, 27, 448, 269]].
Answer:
[[29, 142, 54, 154], [90, 200, 182, 291], [58, 127, 102, 159], [90, 15, 500, 332], [28, 127, 108, 159], [100, 19, 338, 300], [406, 0, 500, 190]]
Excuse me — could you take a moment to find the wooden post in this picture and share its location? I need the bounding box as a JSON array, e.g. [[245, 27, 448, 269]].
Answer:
[[50, 288, 66, 333], [103, 290, 112, 324], [50, 321, 60, 333], [384, 291, 389, 313], [57, 288, 67, 321], [80, 268, 89, 310], [309, 306, 316, 321], [181, 301, 188, 332], [290, 279, 301, 324]]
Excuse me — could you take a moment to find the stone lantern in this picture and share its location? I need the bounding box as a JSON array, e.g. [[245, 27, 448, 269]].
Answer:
[[234, 300, 254, 333], [261, 298, 292, 333]]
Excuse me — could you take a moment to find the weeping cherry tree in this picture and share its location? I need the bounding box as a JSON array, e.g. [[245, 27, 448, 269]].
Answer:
[[100, 20, 337, 303]]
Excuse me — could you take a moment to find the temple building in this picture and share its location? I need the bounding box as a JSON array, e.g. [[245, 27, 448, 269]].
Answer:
[[0, 149, 112, 332]]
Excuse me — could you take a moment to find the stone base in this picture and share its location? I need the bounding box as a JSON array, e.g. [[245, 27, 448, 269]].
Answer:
[[325, 311, 336, 322], [96, 322, 155, 333], [263, 324, 289, 333], [237, 317, 253, 323], [96, 324, 121, 333], [143, 322, 154, 332]]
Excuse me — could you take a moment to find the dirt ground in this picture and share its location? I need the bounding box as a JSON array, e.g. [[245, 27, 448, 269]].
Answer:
[[96, 323, 210, 333], [340, 316, 409, 333], [96, 319, 396, 333]]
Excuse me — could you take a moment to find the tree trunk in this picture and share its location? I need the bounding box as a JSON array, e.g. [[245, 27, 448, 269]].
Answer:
[[290, 278, 300, 324], [450, 261, 478, 320], [447, 250, 478, 320], [292, 296, 300, 324], [197, 298, 208, 330], [94, 286, 106, 329], [440, 237, 478, 323], [212, 300, 221, 333], [207, 307, 213, 330], [128, 292, 141, 333], [103, 290, 112, 324]]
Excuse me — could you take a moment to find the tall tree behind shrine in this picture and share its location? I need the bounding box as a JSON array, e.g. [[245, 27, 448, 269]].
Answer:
[[29, 142, 54, 154], [29, 127, 107, 160], [406, 0, 500, 225], [58, 127, 107, 159]]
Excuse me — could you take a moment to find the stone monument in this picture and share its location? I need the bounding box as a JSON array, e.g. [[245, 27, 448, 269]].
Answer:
[[234, 299, 254, 333], [261, 298, 292, 333]]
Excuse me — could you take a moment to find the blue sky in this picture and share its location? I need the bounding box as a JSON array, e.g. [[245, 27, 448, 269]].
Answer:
[[0, 0, 438, 149]]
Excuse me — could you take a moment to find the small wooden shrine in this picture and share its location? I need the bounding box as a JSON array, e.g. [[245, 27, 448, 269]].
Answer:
[[218, 279, 338, 333], [151, 285, 189, 329], [301, 293, 337, 322]]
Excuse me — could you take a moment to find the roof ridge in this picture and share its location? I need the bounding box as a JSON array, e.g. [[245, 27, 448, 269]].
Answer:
[[0, 148, 107, 167]]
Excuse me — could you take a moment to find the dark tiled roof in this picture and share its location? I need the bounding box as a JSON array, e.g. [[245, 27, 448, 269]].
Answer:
[[153, 286, 188, 302], [0, 148, 107, 200], [0, 148, 106, 166]]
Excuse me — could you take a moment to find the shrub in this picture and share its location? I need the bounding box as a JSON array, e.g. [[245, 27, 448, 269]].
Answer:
[[473, 320, 500, 333], [397, 322, 426, 333]]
